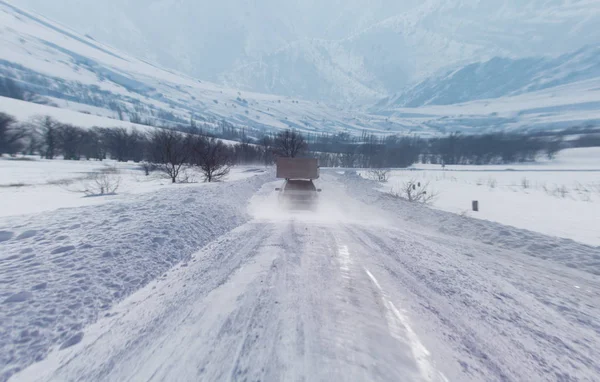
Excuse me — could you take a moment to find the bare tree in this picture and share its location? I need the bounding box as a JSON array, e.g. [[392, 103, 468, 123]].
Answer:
[[57, 123, 84, 160], [80, 127, 107, 161], [25, 126, 42, 156], [105, 127, 130, 162], [0, 113, 26, 155], [340, 145, 357, 168], [274, 129, 307, 158], [33, 116, 59, 159], [150, 129, 191, 183], [259, 135, 274, 165], [192, 137, 231, 182]]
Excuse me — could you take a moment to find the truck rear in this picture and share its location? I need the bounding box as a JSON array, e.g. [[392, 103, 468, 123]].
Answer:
[[275, 157, 321, 209]]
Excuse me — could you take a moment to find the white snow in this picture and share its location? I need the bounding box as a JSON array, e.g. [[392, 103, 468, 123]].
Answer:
[[360, 148, 600, 246], [5, 0, 600, 136], [0, 157, 267, 218], [0, 2, 413, 137], [5, 172, 599, 381], [365, 268, 448, 382], [0, 97, 155, 132], [0, 171, 271, 380]]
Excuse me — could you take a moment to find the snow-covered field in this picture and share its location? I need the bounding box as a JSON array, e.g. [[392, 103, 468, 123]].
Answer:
[[379, 77, 600, 133], [1, 149, 600, 382], [0, 167, 271, 380], [0, 157, 267, 217], [2, 171, 599, 382], [361, 148, 600, 246]]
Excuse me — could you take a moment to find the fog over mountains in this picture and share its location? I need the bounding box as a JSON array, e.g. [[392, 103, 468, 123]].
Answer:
[[17, 0, 600, 104]]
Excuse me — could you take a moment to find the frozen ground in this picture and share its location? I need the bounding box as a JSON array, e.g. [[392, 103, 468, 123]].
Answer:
[[3, 171, 599, 382], [361, 148, 600, 246], [0, 157, 266, 217], [0, 170, 270, 380]]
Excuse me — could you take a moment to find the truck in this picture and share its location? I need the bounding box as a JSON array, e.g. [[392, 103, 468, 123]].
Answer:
[[275, 157, 321, 208]]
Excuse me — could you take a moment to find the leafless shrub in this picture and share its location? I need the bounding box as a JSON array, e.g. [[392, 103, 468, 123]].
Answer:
[[64, 167, 121, 196], [390, 179, 437, 204], [178, 169, 200, 184], [487, 178, 497, 189], [78, 172, 121, 197], [521, 177, 530, 189], [553, 185, 569, 198], [573, 182, 590, 195], [368, 168, 390, 182]]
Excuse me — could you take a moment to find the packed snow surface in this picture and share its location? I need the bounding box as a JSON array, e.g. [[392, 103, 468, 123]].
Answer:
[[0, 172, 270, 380], [362, 148, 600, 246], [1, 170, 599, 382]]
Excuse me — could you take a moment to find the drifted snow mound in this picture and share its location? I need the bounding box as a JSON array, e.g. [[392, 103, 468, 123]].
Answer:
[[338, 171, 600, 276], [0, 173, 271, 381]]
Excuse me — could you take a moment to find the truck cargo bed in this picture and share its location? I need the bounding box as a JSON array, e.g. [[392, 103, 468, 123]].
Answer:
[[276, 158, 319, 179]]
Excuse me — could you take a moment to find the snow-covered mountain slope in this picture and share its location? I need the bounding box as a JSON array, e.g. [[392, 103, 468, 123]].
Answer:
[[1, 1, 598, 136], [16, 0, 600, 103], [379, 46, 600, 108], [375, 78, 600, 134], [221, 39, 389, 104], [0, 1, 415, 136]]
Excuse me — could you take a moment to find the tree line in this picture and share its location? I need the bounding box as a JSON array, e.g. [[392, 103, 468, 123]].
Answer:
[[0, 112, 307, 182], [0, 111, 585, 177], [308, 131, 564, 167]]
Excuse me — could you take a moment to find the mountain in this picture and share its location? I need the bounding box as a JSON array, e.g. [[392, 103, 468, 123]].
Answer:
[[0, 0, 416, 136], [15, 0, 600, 103], [1, 0, 599, 138], [378, 46, 600, 108]]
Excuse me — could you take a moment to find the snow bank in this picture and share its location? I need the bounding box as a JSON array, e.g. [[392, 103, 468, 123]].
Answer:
[[0, 172, 271, 380], [338, 171, 600, 276]]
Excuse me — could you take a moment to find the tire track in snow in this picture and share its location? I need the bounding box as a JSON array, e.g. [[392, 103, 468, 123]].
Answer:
[[364, 268, 448, 382], [335, 238, 447, 382]]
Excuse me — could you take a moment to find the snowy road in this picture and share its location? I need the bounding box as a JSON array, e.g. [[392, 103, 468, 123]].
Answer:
[[11, 174, 600, 381]]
